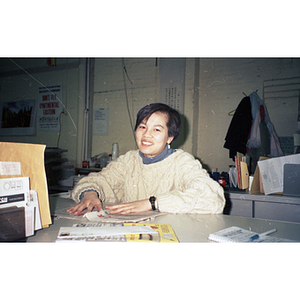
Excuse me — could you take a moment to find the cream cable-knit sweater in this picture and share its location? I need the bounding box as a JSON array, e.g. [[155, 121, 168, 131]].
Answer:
[[71, 149, 225, 214]]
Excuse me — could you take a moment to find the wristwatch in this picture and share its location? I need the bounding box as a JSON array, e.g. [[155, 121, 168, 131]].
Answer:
[[149, 196, 156, 211]]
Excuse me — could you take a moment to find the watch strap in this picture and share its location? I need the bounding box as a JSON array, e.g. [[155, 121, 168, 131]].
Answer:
[[149, 196, 156, 211]]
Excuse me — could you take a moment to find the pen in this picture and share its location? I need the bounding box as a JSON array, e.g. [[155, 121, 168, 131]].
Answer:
[[249, 228, 277, 242]]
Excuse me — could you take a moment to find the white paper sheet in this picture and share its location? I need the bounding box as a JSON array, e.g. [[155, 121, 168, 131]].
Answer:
[[84, 210, 165, 223], [57, 225, 157, 239]]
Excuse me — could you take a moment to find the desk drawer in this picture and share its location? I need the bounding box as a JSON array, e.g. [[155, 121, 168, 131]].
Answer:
[[254, 201, 300, 223], [226, 199, 253, 218]]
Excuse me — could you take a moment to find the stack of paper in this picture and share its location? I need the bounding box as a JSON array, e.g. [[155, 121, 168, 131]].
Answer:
[[208, 226, 293, 243], [0, 142, 51, 241], [0, 142, 51, 229], [0, 176, 42, 240]]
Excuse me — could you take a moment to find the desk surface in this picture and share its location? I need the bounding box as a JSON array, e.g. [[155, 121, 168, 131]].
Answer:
[[27, 195, 300, 242]]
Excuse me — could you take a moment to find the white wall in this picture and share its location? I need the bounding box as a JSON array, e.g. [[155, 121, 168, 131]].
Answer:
[[92, 58, 159, 157], [1, 57, 300, 174]]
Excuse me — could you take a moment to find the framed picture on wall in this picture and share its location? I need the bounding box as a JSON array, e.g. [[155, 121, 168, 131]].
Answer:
[[0, 99, 36, 136]]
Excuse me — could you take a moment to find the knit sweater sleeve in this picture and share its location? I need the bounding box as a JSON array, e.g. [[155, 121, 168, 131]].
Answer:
[[156, 152, 225, 214], [71, 151, 131, 204]]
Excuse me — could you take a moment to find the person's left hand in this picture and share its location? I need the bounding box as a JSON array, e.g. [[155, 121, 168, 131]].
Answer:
[[105, 199, 151, 215]]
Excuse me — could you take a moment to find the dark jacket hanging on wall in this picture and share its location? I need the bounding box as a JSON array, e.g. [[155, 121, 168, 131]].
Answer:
[[223, 97, 252, 159]]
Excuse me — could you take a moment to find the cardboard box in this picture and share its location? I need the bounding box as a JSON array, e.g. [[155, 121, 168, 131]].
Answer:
[[250, 157, 269, 194]]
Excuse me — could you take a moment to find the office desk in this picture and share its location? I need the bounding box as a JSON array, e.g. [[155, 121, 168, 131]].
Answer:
[[225, 190, 300, 223], [27, 195, 300, 242]]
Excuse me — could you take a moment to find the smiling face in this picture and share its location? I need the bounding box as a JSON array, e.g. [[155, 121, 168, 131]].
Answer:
[[135, 112, 174, 158]]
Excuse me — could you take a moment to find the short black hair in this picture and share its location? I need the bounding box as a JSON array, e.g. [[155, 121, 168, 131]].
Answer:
[[134, 103, 181, 143]]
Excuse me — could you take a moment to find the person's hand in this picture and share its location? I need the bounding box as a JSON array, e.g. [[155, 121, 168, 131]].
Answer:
[[67, 191, 102, 216], [105, 199, 152, 215]]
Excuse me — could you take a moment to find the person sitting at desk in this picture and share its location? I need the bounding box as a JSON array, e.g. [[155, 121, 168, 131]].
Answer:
[[67, 103, 225, 216]]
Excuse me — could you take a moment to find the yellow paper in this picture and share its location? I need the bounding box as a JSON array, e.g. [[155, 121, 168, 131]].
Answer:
[[124, 223, 179, 243]]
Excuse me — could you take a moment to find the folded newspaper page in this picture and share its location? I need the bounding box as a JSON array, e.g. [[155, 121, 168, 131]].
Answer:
[[54, 206, 165, 223], [57, 225, 157, 239], [55, 222, 178, 242], [84, 210, 165, 223]]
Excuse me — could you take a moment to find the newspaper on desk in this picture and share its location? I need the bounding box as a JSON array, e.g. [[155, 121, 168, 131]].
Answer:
[[56, 222, 179, 242], [57, 222, 128, 242], [54, 203, 174, 242], [54, 205, 166, 223], [57, 223, 158, 242]]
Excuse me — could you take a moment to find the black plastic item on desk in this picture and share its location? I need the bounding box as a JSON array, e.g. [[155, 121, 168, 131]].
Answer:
[[0, 206, 26, 242], [283, 164, 300, 197]]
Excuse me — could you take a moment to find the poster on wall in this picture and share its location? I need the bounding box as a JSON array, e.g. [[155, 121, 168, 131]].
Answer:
[[93, 107, 109, 136], [0, 99, 36, 136], [37, 84, 63, 131], [159, 58, 185, 114]]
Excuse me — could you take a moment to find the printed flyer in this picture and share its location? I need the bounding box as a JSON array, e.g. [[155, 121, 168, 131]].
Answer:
[[37, 84, 63, 131]]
